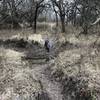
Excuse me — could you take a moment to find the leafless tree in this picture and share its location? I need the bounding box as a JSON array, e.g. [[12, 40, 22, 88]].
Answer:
[[28, 0, 49, 33], [72, 0, 100, 34], [51, 0, 69, 33], [52, 2, 58, 27], [0, 0, 24, 28]]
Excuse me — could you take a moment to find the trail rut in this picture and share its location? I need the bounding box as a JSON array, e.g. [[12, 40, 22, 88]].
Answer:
[[32, 63, 63, 100]]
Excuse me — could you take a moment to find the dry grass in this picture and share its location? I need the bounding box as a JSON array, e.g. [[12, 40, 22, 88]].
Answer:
[[0, 47, 45, 100], [49, 26, 100, 100], [0, 24, 100, 100]]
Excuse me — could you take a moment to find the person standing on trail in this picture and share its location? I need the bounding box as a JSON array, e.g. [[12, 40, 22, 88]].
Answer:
[[44, 39, 53, 61], [44, 39, 51, 52]]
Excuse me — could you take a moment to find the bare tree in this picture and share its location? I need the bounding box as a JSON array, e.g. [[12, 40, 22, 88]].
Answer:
[[34, 0, 44, 33], [0, 0, 24, 28], [69, 1, 77, 26], [52, 2, 58, 27], [51, 0, 69, 33], [72, 0, 100, 34], [29, 0, 49, 33]]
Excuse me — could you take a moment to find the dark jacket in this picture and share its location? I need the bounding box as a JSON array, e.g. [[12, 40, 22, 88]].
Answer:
[[44, 40, 50, 52]]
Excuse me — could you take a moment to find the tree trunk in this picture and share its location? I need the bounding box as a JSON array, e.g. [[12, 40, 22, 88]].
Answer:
[[11, 0, 17, 29], [2, 0, 7, 12], [30, 22, 33, 27], [33, 17, 37, 33], [33, 8, 38, 33], [61, 16, 65, 33], [83, 24, 88, 34], [55, 13, 58, 27]]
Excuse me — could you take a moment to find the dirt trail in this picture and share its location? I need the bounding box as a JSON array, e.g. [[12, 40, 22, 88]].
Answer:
[[32, 62, 63, 100], [0, 47, 63, 100], [0, 36, 63, 100]]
